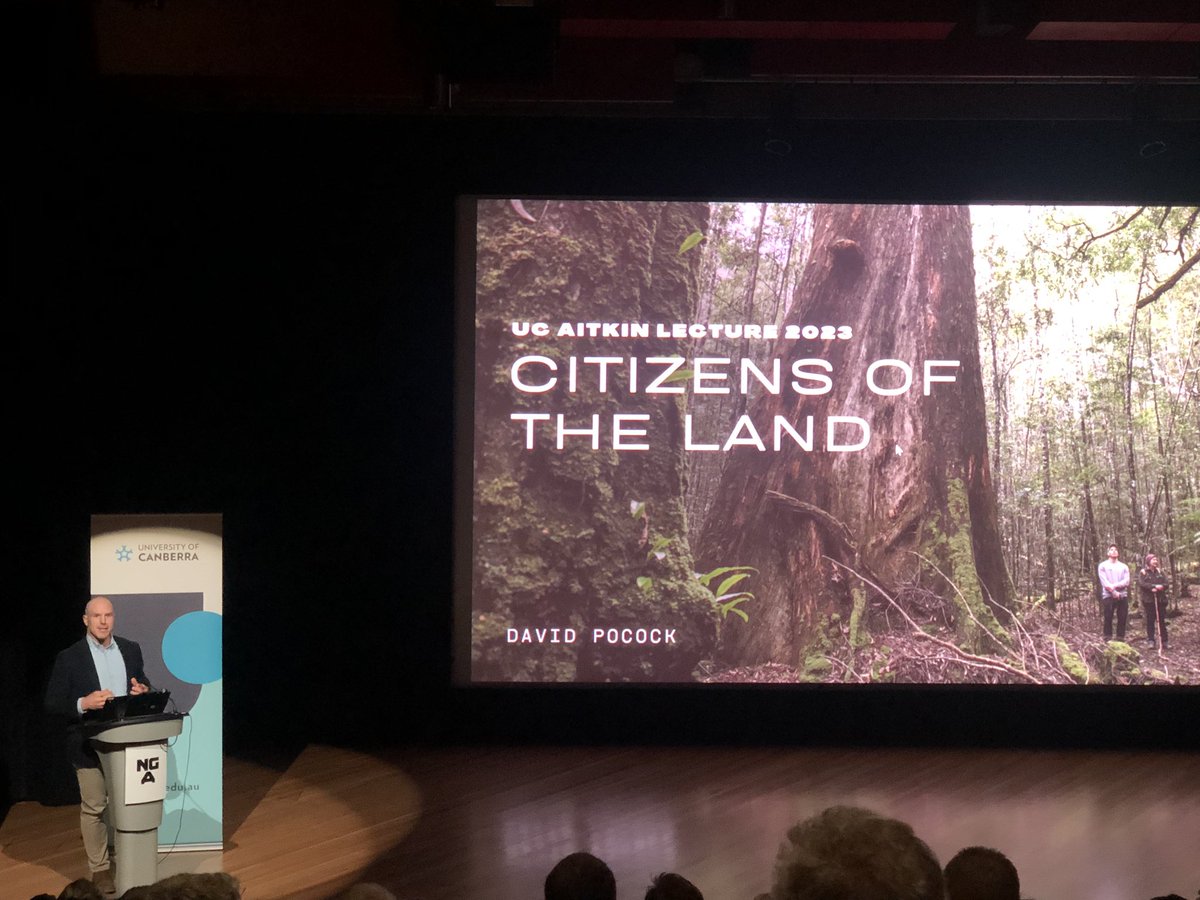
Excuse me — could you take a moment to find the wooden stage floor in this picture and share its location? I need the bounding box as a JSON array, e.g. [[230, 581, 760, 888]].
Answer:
[[3, 744, 1198, 900]]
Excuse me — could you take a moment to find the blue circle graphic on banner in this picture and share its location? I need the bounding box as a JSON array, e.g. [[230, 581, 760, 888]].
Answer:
[[162, 611, 223, 684]]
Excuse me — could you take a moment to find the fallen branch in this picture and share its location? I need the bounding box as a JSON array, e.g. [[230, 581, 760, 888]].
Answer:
[[821, 653, 868, 684], [765, 490, 889, 591], [766, 490, 858, 554], [822, 557, 1043, 685], [908, 550, 1012, 640]]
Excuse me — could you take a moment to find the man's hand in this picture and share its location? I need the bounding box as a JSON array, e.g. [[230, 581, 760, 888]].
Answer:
[[129, 677, 150, 695], [82, 689, 114, 711]]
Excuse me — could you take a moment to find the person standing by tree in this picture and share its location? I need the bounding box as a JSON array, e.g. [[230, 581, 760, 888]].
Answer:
[[1137, 553, 1169, 653], [1097, 544, 1130, 641]]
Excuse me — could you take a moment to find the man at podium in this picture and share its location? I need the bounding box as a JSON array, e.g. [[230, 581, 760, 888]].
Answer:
[[45, 596, 152, 896]]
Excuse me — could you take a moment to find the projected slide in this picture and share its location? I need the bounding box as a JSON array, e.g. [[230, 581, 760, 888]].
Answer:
[[464, 199, 1199, 685]]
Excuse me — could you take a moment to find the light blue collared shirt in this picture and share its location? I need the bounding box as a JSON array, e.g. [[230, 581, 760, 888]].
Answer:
[[75, 633, 129, 715], [1098, 559, 1130, 596]]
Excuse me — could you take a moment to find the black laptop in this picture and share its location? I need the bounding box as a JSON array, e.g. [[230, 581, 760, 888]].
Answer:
[[88, 690, 172, 722]]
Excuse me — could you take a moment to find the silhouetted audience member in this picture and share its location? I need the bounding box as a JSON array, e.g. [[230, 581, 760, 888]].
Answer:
[[545, 852, 616, 900], [645, 872, 704, 900], [944, 846, 1020, 900], [145, 872, 241, 899], [29, 893, 57, 900], [337, 884, 398, 900], [118, 887, 154, 900], [58, 880, 104, 900], [767, 806, 943, 900]]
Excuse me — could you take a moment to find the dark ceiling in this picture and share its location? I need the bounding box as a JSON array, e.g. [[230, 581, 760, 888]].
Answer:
[[22, 0, 1200, 120]]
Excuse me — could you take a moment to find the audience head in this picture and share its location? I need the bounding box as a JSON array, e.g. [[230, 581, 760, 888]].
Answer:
[[145, 872, 242, 899], [768, 805, 943, 900], [545, 852, 616, 900], [645, 872, 704, 900], [944, 846, 1020, 900], [57, 880, 103, 900]]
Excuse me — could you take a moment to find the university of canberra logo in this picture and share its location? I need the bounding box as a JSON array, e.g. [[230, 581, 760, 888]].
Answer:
[[115, 545, 133, 562]]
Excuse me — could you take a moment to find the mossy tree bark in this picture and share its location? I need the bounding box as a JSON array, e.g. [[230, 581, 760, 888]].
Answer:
[[696, 204, 1011, 668], [471, 200, 718, 682]]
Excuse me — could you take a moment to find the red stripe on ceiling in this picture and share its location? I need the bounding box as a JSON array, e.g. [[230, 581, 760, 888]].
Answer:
[[748, 40, 1199, 79], [560, 0, 961, 17], [1028, 21, 1200, 41], [561, 19, 955, 41]]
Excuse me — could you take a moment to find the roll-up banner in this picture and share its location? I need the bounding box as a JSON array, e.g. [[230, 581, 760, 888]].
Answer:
[[90, 514, 223, 852]]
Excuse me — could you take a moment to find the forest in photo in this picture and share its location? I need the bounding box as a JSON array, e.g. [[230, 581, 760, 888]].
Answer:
[[469, 199, 1200, 685]]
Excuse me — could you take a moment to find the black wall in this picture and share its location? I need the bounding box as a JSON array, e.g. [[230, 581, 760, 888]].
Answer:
[[8, 106, 1200, 815]]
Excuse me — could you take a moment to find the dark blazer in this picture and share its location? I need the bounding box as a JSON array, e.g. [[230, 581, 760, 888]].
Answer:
[[45, 635, 151, 768]]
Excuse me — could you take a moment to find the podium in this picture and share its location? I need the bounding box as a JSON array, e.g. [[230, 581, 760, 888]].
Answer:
[[86, 713, 186, 896]]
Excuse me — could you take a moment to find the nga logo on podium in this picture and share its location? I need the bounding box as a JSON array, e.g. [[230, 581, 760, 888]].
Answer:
[[124, 745, 169, 805]]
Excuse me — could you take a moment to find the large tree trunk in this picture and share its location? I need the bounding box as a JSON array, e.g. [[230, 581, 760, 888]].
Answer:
[[471, 199, 718, 682], [696, 204, 1010, 668], [770, 206, 802, 328], [732, 203, 768, 424]]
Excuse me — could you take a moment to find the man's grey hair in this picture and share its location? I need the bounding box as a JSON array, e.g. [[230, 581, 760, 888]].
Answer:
[[84, 596, 112, 615], [769, 806, 943, 900]]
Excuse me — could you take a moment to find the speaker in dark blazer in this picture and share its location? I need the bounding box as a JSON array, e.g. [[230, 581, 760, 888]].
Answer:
[[45, 635, 151, 769]]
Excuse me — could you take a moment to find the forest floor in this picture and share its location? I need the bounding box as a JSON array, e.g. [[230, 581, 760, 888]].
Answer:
[[698, 589, 1200, 686]]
